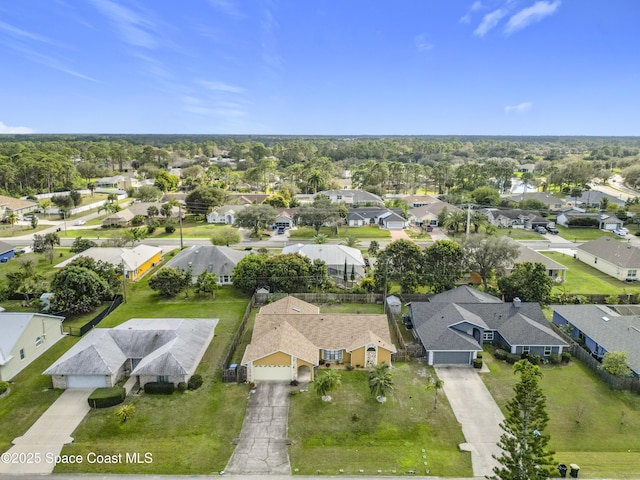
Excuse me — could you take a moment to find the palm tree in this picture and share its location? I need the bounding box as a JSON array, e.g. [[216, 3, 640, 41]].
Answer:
[[443, 210, 466, 233], [471, 211, 488, 233], [307, 169, 323, 194], [147, 205, 159, 220], [313, 234, 328, 244], [426, 376, 445, 410], [314, 370, 342, 402], [87, 181, 96, 196], [369, 363, 394, 403], [343, 234, 359, 248]]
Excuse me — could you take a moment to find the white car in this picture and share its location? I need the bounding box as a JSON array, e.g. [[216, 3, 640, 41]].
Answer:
[[614, 228, 628, 237], [74, 220, 86, 226]]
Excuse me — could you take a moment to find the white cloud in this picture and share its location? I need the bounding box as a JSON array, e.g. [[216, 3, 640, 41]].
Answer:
[[460, 1, 484, 23], [198, 80, 245, 94], [474, 8, 507, 37], [0, 121, 35, 134], [90, 0, 157, 48], [414, 34, 435, 52], [505, 1, 561, 35], [504, 102, 533, 114]]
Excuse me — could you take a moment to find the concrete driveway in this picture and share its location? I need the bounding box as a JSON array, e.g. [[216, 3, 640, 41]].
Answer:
[[0, 389, 92, 475], [434, 366, 504, 478], [225, 382, 291, 475]]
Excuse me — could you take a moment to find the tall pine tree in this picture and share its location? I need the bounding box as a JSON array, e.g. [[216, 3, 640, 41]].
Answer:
[[490, 360, 555, 480]]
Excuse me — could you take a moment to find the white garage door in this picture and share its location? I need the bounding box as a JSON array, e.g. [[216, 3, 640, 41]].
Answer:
[[252, 365, 292, 381], [66, 375, 107, 389]]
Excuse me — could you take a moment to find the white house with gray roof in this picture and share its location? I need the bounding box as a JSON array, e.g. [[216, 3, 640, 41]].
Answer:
[[576, 237, 640, 281], [44, 318, 217, 389], [282, 244, 366, 282], [0, 313, 65, 381], [162, 245, 250, 284], [315, 189, 384, 206]]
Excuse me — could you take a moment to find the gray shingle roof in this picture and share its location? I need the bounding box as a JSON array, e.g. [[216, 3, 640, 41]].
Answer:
[[163, 245, 250, 279], [577, 237, 640, 268], [316, 189, 384, 205], [428, 285, 503, 304]]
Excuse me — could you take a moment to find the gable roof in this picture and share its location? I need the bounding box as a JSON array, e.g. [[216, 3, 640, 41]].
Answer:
[[490, 209, 545, 222], [402, 194, 440, 204], [241, 321, 319, 365], [282, 244, 365, 267], [316, 189, 384, 205], [45, 318, 217, 376], [0, 195, 38, 212], [553, 304, 640, 374], [428, 285, 502, 304], [0, 241, 14, 255], [54, 245, 162, 271], [577, 237, 640, 268], [103, 209, 134, 222], [567, 190, 626, 206], [510, 243, 568, 272], [0, 313, 64, 366], [409, 202, 461, 219], [162, 245, 249, 277], [504, 192, 564, 206], [259, 296, 320, 315], [121, 245, 162, 270]]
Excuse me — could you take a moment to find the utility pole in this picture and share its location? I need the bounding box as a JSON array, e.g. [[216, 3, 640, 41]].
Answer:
[[178, 204, 184, 249], [466, 203, 471, 239], [122, 260, 127, 303]]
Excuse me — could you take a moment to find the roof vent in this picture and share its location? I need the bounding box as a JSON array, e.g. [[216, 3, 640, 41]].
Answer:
[[602, 316, 610, 322], [292, 307, 300, 312], [513, 297, 521, 308]]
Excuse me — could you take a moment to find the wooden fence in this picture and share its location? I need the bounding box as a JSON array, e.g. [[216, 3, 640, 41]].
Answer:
[[257, 292, 385, 305], [221, 294, 255, 383], [569, 344, 640, 394]]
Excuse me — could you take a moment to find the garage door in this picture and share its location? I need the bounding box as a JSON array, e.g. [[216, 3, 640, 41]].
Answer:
[[432, 351, 472, 365], [252, 365, 292, 381], [66, 375, 107, 389]]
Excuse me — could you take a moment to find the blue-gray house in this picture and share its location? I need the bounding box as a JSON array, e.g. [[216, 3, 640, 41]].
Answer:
[[0, 241, 15, 263], [410, 286, 568, 365], [552, 304, 640, 378]]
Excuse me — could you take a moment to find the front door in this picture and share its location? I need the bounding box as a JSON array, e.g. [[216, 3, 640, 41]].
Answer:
[[366, 347, 376, 367]]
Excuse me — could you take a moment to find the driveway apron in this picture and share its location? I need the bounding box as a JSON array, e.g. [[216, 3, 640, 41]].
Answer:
[[0, 389, 92, 475], [225, 382, 291, 475], [434, 366, 504, 477]]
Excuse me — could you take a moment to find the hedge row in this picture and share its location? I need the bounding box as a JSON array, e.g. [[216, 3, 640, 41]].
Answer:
[[144, 382, 175, 394], [88, 387, 125, 408]]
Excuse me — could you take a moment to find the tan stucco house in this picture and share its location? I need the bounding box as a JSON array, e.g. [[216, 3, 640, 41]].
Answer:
[[0, 313, 65, 381], [241, 296, 396, 382]]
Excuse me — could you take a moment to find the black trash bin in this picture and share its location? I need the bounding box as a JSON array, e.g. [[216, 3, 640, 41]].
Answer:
[[558, 464, 568, 478], [569, 463, 580, 478]]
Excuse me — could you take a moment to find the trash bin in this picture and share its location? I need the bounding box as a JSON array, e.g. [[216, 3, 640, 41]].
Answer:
[[569, 463, 580, 478], [558, 464, 568, 478]]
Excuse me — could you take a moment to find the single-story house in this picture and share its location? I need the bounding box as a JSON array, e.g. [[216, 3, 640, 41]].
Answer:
[[102, 209, 134, 227], [228, 193, 270, 205], [206, 205, 247, 224], [575, 237, 640, 281], [315, 189, 384, 207], [162, 245, 250, 284], [55, 245, 162, 281], [44, 318, 217, 389], [518, 163, 536, 173], [566, 190, 626, 209], [402, 195, 441, 208], [508, 243, 568, 281], [0, 195, 39, 220], [503, 192, 565, 212], [96, 175, 140, 189], [282, 244, 366, 282], [0, 313, 65, 381], [0, 241, 15, 262], [552, 304, 640, 378], [127, 201, 182, 220], [346, 207, 406, 229], [241, 297, 396, 382], [486, 209, 548, 229], [274, 209, 296, 230], [556, 212, 623, 230], [409, 202, 462, 228], [410, 286, 567, 365]]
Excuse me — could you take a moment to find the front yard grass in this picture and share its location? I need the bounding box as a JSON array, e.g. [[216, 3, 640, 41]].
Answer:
[[289, 226, 391, 240], [492, 227, 547, 240], [288, 363, 472, 477], [0, 249, 76, 283], [481, 351, 640, 479], [541, 251, 640, 295], [555, 225, 621, 241], [54, 283, 252, 474]]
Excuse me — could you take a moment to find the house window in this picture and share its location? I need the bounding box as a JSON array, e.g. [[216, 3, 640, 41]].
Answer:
[[321, 349, 343, 362], [594, 258, 597, 264], [20, 348, 25, 360], [483, 331, 494, 341], [35, 336, 43, 347], [336, 195, 342, 200], [628, 270, 637, 277], [157, 375, 169, 383], [544, 346, 552, 357], [522, 346, 530, 355]]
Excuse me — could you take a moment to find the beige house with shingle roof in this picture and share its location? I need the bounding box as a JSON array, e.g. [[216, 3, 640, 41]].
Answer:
[[576, 237, 640, 281], [0, 195, 38, 220], [241, 296, 396, 382]]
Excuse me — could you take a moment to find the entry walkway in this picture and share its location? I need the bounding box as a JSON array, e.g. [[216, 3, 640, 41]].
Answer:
[[225, 382, 291, 475], [0, 389, 92, 474], [434, 366, 504, 477]]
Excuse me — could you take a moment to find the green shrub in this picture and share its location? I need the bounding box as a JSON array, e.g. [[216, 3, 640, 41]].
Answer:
[[473, 358, 483, 369], [561, 351, 571, 363], [476, 352, 483, 359], [549, 353, 560, 365], [144, 382, 175, 394], [494, 349, 509, 360], [115, 404, 135, 423], [0, 381, 9, 394], [177, 382, 188, 392], [527, 352, 541, 366], [131, 214, 145, 226], [506, 353, 520, 364], [345, 364, 354, 371], [187, 374, 203, 390], [88, 387, 126, 408]]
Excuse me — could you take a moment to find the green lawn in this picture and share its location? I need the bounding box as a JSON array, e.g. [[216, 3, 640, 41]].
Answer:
[[541, 251, 640, 295], [0, 249, 76, 283], [0, 336, 81, 453], [481, 351, 640, 479], [493, 227, 547, 240], [555, 225, 622, 241], [0, 224, 50, 237], [289, 226, 391, 240], [405, 230, 432, 241], [319, 303, 384, 314], [61, 219, 234, 240], [55, 284, 252, 474], [288, 363, 472, 476]]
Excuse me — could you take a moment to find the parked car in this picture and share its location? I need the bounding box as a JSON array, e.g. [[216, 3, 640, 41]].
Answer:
[[546, 226, 559, 234], [614, 227, 628, 237], [74, 220, 86, 226], [534, 226, 547, 234]]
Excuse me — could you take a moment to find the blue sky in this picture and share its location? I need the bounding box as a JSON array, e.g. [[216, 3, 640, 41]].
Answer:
[[0, 1, 638, 135]]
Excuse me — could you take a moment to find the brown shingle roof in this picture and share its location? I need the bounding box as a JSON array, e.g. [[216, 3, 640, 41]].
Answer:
[[258, 296, 320, 315], [0, 195, 38, 212], [241, 322, 318, 365]]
